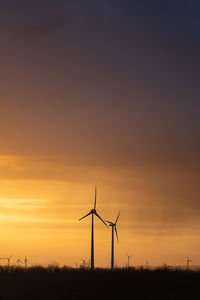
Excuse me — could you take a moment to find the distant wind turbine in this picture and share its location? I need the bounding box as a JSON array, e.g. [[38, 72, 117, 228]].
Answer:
[[3, 255, 13, 267], [105, 211, 120, 271], [15, 256, 22, 268], [79, 186, 108, 270], [25, 256, 28, 268], [127, 254, 133, 268], [186, 256, 192, 270], [80, 257, 88, 269]]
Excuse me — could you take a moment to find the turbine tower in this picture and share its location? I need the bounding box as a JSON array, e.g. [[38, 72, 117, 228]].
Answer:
[[105, 211, 120, 271], [79, 186, 108, 270], [25, 256, 28, 268], [127, 254, 133, 268], [186, 256, 192, 270]]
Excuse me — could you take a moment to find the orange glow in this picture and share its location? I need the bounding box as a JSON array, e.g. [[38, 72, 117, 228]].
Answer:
[[0, 155, 199, 267]]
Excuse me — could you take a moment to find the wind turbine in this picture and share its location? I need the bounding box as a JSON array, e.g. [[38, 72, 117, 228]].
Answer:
[[105, 211, 120, 271], [80, 257, 88, 269], [3, 255, 13, 267], [79, 186, 108, 270], [186, 256, 192, 270], [127, 254, 133, 268], [15, 256, 22, 268], [25, 256, 28, 268]]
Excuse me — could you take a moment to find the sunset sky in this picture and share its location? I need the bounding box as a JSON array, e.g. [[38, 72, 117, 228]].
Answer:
[[0, 0, 200, 267]]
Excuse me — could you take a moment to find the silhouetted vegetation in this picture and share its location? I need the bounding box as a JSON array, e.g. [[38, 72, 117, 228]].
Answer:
[[0, 266, 199, 299]]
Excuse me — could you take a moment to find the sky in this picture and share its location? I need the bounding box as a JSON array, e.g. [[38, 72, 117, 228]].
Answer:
[[0, 0, 200, 267]]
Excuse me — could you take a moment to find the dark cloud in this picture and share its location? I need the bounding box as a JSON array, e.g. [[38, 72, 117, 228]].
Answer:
[[0, 0, 199, 227], [15, 19, 68, 41]]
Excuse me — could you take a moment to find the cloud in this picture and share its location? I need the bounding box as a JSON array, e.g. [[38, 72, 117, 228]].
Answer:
[[15, 19, 68, 41], [0, 199, 45, 210], [0, 0, 68, 41]]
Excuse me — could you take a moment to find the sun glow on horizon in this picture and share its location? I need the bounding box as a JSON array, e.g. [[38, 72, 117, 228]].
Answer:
[[0, 154, 199, 267]]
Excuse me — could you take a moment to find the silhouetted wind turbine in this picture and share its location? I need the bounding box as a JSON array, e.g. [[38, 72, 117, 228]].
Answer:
[[15, 256, 22, 268], [80, 257, 88, 269], [105, 211, 120, 271], [127, 254, 133, 268], [3, 255, 13, 267], [79, 186, 108, 270], [186, 256, 192, 270], [25, 256, 28, 268]]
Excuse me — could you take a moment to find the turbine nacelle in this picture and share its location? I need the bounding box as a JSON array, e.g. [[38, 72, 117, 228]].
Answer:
[[79, 187, 108, 227], [105, 211, 120, 242]]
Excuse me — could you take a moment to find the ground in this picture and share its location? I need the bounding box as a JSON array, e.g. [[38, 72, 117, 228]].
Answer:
[[0, 266, 199, 299]]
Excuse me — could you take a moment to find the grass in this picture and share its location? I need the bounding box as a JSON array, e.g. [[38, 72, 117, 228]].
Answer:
[[0, 266, 199, 299]]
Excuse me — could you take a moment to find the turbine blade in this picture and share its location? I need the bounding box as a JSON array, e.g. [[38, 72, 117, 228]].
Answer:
[[115, 211, 120, 224], [115, 226, 119, 242], [94, 186, 97, 209], [105, 220, 113, 225], [79, 211, 91, 221], [94, 212, 108, 227]]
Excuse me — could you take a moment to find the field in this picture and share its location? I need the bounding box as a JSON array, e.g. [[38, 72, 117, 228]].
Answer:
[[0, 266, 199, 299]]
